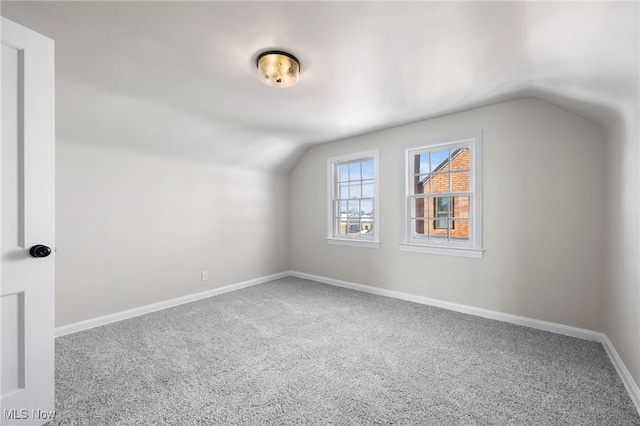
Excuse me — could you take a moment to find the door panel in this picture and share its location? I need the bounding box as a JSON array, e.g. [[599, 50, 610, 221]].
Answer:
[[1, 292, 25, 399], [1, 17, 55, 426]]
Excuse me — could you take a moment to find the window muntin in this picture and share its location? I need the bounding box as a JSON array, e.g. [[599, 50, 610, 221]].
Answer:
[[403, 131, 482, 257], [334, 159, 374, 238], [327, 150, 380, 247], [410, 146, 471, 243]]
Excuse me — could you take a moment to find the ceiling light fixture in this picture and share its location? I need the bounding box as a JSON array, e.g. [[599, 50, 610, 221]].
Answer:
[[257, 51, 300, 88]]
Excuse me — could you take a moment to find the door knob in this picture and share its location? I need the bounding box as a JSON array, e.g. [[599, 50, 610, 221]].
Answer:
[[29, 245, 52, 258]]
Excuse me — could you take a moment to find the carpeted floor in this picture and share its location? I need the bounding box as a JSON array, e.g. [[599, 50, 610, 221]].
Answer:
[[52, 276, 640, 425]]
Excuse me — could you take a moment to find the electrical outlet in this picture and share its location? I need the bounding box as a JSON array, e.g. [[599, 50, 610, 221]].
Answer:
[[201, 270, 208, 281]]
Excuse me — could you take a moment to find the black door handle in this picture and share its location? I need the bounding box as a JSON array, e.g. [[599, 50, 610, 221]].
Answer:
[[29, 245, 52, 258]]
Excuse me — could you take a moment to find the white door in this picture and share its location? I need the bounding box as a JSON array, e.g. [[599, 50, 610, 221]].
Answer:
[[1, 18, 55, 426]]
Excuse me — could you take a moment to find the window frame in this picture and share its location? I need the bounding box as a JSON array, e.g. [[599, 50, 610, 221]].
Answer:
[[400, 131, 484, 258], [327, 149, 380, 248]]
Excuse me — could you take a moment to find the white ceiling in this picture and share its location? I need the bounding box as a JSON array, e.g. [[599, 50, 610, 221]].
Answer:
[[2, 1, 638, 171]]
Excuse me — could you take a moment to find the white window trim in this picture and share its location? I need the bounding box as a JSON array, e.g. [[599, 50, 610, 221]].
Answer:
[[327, 149, 380, 249], [401, 130, 484, 258]]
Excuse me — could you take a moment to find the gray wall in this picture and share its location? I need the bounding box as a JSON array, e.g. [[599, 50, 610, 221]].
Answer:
[[55, 140, 289, 326], [604, 106, 640, 387], [290, 99, 606, 331]]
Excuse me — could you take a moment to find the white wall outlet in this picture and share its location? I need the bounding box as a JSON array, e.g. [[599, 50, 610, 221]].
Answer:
[[201, 270, 208, 281]]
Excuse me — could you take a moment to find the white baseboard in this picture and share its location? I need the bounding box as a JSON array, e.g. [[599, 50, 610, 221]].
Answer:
[[289, 271, 602, 340], [289, 270, 640, 414], [601, 334, 640, 413], [54, 271, 290, 337]]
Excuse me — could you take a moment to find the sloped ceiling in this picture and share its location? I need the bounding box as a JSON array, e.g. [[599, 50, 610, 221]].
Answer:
[[2, 1, 638, 171]]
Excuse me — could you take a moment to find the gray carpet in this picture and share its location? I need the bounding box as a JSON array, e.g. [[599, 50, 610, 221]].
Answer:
[[53, 277, 640, 425]]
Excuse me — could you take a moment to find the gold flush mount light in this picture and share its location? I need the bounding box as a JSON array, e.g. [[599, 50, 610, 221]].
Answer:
[[257, 51, 300, 88]]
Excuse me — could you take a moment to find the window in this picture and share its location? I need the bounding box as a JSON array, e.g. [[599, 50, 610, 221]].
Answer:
[[434, 197, 453, 230], [327, 149, 380, 248], [401, 131, 483, 258]]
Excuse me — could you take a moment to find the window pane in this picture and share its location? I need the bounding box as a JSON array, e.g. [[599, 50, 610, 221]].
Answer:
[[362, 183, 374, 198], [360, 199, 373, 216], [336, 216, 347, 235], [349, 183, 361, 198], [452, 196, 469, 218], [431, 150, 449, 172], [413, 175, 431, 194], [362, 161, 374, 179], [451, 148, 470, 171], [413, 153, 430, 174], [411, 197, 428, 219], [347, 217, 360, 234], [349, 162, 361, 181], [338, 201, 347, 215], [338, 164, 349, 182], [426, 197, 436, 218], [339, 183, 348, 199], [431, 173, 450, 193], [347, 200, 360, 217], [413, 219, 428, 237], [433, 217, 449, 230], [360, 219, 374, 235], [450, 219, 470, 241], [435, 197, 451, 214], [433, 196, 452, 234], [451, 171, 470, 192]]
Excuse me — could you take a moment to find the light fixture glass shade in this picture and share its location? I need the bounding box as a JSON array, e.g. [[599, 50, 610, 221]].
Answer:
[[257, 51, 300, 88]]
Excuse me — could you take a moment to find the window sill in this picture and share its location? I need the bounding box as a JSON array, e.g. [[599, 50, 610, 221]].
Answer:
[[399, 243, 484, 258], [327, 238, 380, 249]]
